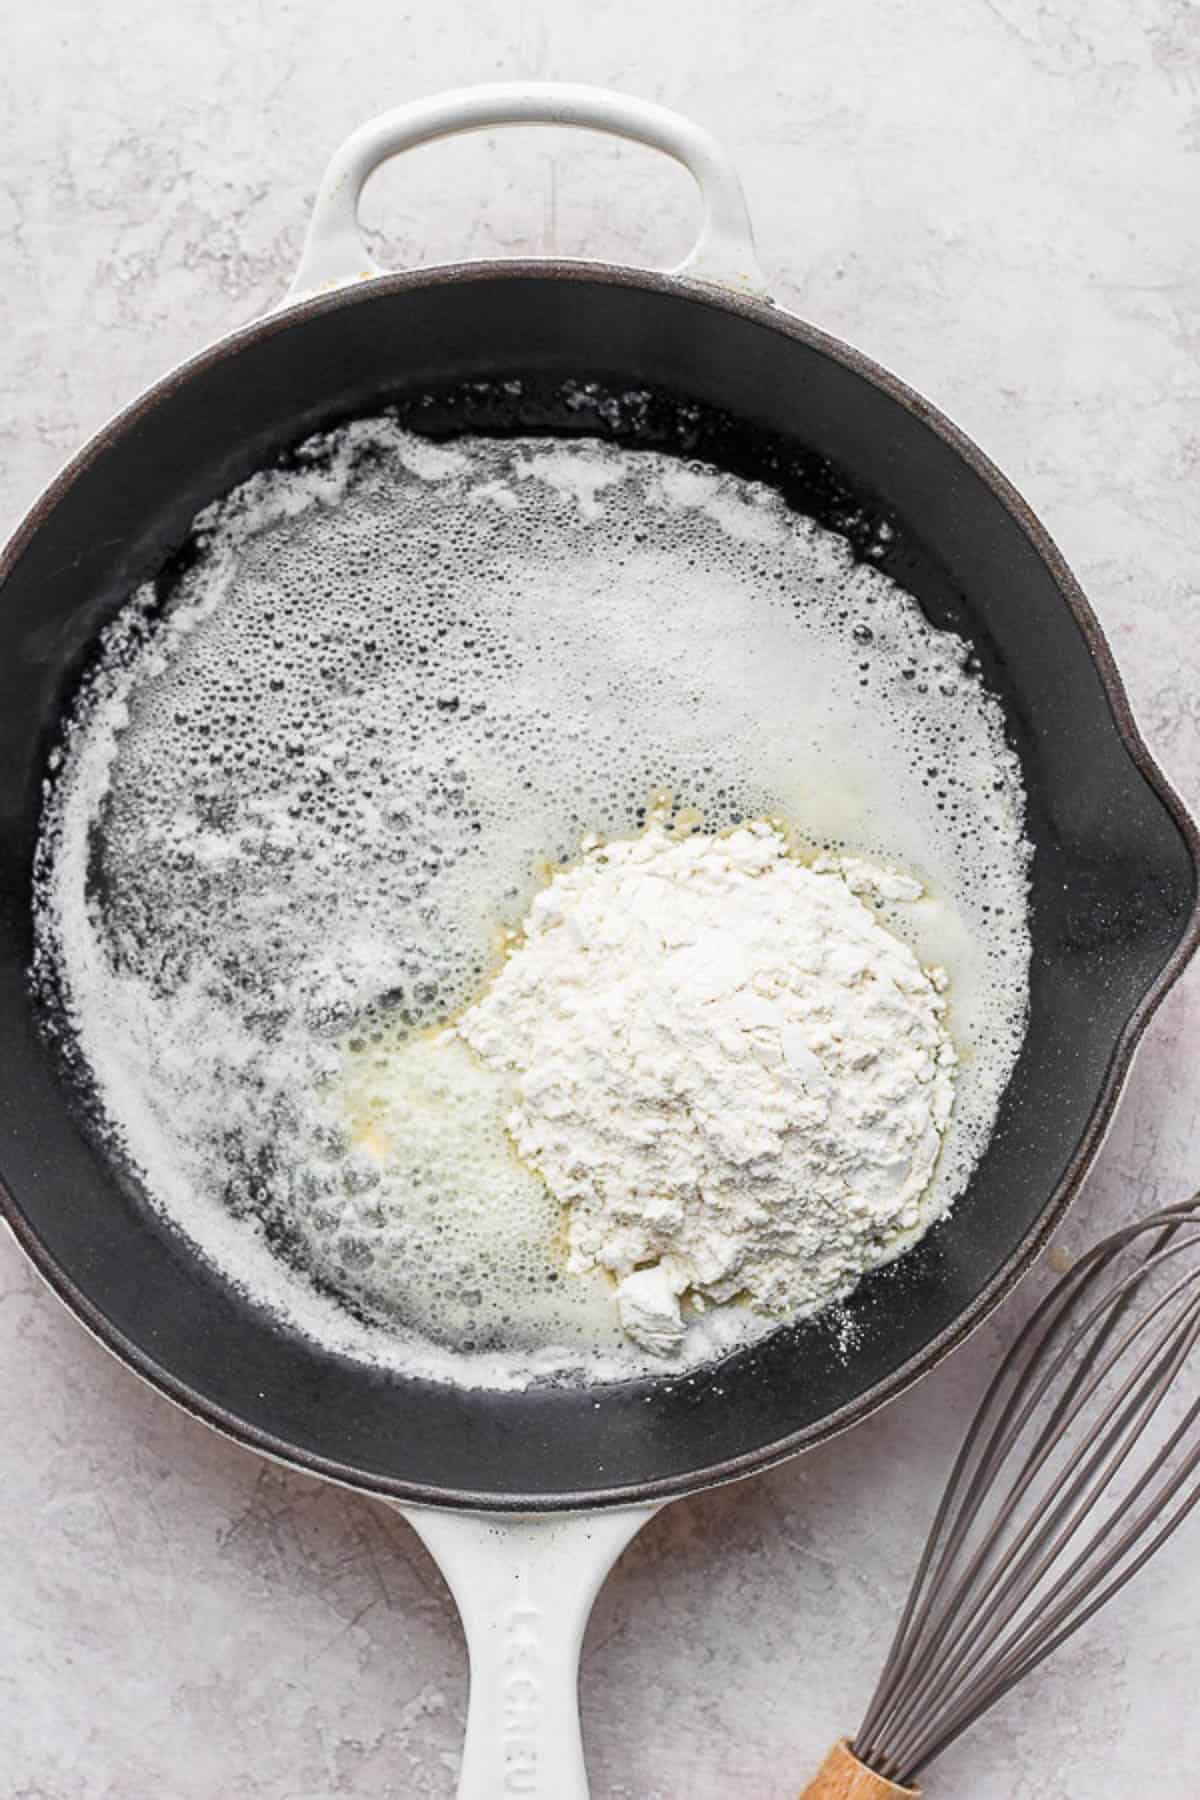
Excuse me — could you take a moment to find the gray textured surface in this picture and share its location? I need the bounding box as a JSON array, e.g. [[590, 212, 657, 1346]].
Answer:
[[4, 2, 1200, 1795]]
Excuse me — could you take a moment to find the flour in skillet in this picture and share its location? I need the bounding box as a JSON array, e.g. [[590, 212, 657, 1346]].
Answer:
[[456, 818, 958, 1355], [32, 418, 1031, 1389]]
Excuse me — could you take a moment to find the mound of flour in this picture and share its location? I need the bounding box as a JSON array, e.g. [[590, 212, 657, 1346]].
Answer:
[[457, 821, 957, 1354]]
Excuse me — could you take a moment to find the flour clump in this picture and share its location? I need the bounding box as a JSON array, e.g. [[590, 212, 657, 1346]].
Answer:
[[457, 819, 958, 1354]]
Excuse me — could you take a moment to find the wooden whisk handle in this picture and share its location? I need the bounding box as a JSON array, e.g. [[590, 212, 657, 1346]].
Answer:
[[800, 1739, 920, 1798]]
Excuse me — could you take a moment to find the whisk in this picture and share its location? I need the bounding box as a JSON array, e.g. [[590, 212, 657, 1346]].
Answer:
[[801, 1197, 1200, 1797]]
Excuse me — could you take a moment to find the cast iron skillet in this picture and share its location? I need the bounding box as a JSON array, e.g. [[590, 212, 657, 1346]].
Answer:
[[0, 85, 1197, 1797]]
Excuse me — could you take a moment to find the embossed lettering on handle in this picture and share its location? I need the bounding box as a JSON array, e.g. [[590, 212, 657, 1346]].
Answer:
[[399, 1504, 659, 1800], [503, 1583, 542, 1792]]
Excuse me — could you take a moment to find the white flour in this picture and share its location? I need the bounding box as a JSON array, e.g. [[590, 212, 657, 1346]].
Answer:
[[457, 821, 956, 1353]]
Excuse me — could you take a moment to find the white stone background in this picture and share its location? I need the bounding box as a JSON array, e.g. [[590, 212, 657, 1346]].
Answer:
[[3, 1, 1200, 1795]]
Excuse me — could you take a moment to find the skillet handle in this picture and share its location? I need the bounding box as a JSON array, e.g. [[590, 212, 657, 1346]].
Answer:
[[287, 82, 769, 304], [398, 1501, 660, 1800]]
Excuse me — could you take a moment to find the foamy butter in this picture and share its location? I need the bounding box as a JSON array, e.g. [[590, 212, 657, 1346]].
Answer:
[[329, 1020, 622, 1353], [32, 419, 1032, 1389]]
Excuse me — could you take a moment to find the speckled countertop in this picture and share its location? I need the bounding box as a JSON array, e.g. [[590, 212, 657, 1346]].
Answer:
[[4, 3, 1200, 1795]]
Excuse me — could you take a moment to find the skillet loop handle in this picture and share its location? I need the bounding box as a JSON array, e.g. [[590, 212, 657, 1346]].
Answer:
[[398, 1503, 657, 1800], [287, 81, 770, 304]]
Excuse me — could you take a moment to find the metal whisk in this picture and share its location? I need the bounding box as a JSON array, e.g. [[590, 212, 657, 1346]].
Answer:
[[802, 1197, 1200, 1798]]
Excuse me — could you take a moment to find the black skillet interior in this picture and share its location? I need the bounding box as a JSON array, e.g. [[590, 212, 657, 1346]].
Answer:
[[0, 267, 1196, 1508]]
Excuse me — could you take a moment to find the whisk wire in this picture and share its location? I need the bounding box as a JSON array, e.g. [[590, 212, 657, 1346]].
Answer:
[[881, 1305, 1200, 1776], [859, 1243, 1198, 1762], [868, 1270, 1200, 1774], [853, 1201, 1200, 1786], [928, 1396, 1200, 1764], [909, 1423, 1200, 1775], [855, 1226, 1175, 1751]]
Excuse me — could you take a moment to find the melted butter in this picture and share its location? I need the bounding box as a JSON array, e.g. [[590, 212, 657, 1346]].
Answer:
[[329, 1013, 621, 1352], [37, 424, 1030, 1387]]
